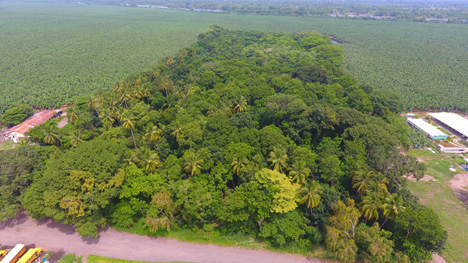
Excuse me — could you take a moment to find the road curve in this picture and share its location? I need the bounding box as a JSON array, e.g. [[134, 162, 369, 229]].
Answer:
[[1, 215, 328, 263]]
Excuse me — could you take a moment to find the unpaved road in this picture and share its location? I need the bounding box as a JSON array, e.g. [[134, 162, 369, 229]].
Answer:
[[0, 215, 327, 263]]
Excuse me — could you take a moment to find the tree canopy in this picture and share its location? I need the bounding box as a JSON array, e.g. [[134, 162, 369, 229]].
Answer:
[[0, 26, 445, 260]]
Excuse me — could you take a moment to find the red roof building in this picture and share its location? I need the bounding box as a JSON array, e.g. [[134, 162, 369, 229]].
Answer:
[[3, 110, 55, 143]]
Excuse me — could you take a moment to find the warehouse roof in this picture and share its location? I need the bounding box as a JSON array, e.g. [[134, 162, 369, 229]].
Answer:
[[430, 112, 468, 138], [407, 118, 448, 138], [4, 110, 55, 135]]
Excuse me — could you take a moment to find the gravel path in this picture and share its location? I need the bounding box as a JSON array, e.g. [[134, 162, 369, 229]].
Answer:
[[0, 215, 328, 263]]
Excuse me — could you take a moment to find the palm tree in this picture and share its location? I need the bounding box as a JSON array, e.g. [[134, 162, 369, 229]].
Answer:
[[133, 90, 143, 100], [113, 108, 125, 125], [233, 96, 248, 113], [69, 130, 84, 147], [145, 125, 162, 150], [381, 193, 405, 228], [114, 83, 124, 93], [373, 172, 389, 194], [122, 115, 137, 148], [69, 112, 79, 124], [170, 120, 183, 140], [124, 150, 138, 166], [141, 88, 151, 104], [360, 193, 382, 221], [137, 147, 160, 173], [268, 146, 288, 173], [299, 180, 323, 219], [43, 124, 61, 146], [160, 77, 173, 107], [100, 110, 115, 128], [88, 99, 99, 115], [183, 151, 203, 178], [120, 91, 133, 109], [289, 160, 311, 186], [232, 155, 249, 177], [198, 116, 207, 130], [351, 170, 375, 195]]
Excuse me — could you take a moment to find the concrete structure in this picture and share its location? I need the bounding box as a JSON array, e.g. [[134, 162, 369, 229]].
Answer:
[[407, 118, 448, 140], [2, 110, 55, 143], [438, 145, 467, 154], [430, 112, 468, 141]]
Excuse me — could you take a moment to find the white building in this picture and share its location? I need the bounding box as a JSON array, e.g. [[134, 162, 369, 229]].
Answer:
[[407, 118, 448, 140], [430, 113, 468, 141]]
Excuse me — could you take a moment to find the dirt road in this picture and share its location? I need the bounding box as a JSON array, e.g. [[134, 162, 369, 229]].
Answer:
[[0, 215, 326, 263]]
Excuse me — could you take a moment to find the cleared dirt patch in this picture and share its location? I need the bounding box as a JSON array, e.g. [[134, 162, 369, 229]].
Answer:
[[0, 216, 330, 263], [405, 174, 438, 182], [430, 253, 447, 263], [449, 173, 468, 208], [57, 117, 68, 128]]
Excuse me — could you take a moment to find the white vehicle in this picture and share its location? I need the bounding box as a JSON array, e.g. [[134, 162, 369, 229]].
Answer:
[[0, 244, 26, 263]]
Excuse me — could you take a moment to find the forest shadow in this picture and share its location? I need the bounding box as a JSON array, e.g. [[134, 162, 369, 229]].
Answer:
[[0, 212, 28, 230], [454, 189, 468, 209], [48, 249, 65, 263]]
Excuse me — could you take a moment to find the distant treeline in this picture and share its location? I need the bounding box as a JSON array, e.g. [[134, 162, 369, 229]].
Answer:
[[53, 0, 468, 22]]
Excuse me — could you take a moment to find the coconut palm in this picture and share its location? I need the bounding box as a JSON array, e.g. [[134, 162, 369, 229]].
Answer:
[[100, 110, 115, 128], [124, 150, 138, 166], [233, 96, 248, 113], [289, 160, 311, 186], [170, 120, 183, 140], [299, 180, 323, 219], [133, 90, 143, 100], [268, 146, 288, 173], [183, 151, 203, 178], [372, 172, 389, 194], [43, 124, 61, 146], [137, 147, 160, 173], [232, 155, 249, 177], [69, 130, 84, 147], [141, 88, 151, 104], [114, 83, 124, 93], [360, 193, 383, 221], [351, 170, 375, 195], [160, 77, 173, 107], [381, 193, 405, 228], [69, 112, 79, 124], [122, 115, 137, 148], [145, 124, 162, 150], [120, 91, 133, 109]]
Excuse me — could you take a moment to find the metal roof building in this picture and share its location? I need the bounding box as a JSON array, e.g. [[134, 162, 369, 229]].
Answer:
[[407, 118, 448, 140], [430, 113, 468, 140], [2, 110, 55, 143]]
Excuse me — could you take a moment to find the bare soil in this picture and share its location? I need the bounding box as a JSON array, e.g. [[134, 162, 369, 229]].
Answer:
[[449, 173, 468, 208], [0, 215, 331, 263], [57, 117, 68, 129], [405, 174, 438, 182], [430, 253, 447, 263]]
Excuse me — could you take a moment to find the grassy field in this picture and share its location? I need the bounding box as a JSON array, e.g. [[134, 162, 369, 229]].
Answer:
[[58, 254, 83, 263], [1, 2, 468, 111], [406, 150, 468, 262], [112, 222, 327, 257]]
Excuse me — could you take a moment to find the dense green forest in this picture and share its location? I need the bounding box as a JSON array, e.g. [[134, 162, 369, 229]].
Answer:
[[1, 2, 467, 113], [0, 27, 446, 262]]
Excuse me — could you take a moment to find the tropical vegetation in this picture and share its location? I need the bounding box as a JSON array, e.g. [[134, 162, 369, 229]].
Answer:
[[0, 27, 447, 262]]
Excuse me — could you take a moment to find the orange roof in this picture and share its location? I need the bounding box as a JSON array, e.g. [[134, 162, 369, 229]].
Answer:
[[5, 110, 55, 135]]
